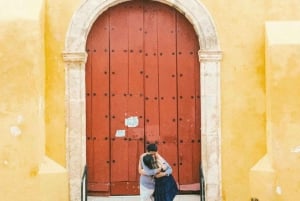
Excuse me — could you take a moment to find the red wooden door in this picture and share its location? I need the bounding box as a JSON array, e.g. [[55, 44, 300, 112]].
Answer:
[[86, 0, 201, 195]]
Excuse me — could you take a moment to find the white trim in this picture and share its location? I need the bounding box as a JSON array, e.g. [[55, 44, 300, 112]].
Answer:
[[63, 1, 222, 201]]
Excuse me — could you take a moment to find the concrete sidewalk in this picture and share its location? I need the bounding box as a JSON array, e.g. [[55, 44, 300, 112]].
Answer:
[[88, 195, 200, 201]]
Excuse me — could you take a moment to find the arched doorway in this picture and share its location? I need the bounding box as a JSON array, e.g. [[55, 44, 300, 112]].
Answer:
[[86, 1, 201, 195], [63, 0, 222, 200]]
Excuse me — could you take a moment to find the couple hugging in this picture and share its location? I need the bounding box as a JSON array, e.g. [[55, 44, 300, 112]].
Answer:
[[138, 143, 178, 201]]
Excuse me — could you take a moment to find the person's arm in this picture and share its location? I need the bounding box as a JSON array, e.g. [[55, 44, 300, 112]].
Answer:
[[138, 158, 147, 175], [138, 155, 160, 176], [155, 153, 172, 177]]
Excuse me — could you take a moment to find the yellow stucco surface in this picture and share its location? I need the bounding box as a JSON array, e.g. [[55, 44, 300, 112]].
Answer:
[[0, 0, 45, 200], [202, 1, 300, 200], [1, 0, 300, 200], [0, 0, 68, 200], [264, 21, 300, 201], [250, 21, 300, 201]]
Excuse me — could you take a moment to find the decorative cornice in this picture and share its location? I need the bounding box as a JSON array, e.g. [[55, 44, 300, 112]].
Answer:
[[62, 52, 87, 63], [198, 50, 223, 61]]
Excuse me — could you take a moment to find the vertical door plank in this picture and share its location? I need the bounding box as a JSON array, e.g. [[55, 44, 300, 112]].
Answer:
[[157, 4, 177, 139], [127, 1, 144, 182], [177, 12, 196, 141], [177, 11, 201, 187], [91, 12, 110, 190], [193, 27, 201, 184], [109, 4, 129, 183], [157, 4, 178, 181], [86, 28, 94, 184], [144, 2, 159, 143]]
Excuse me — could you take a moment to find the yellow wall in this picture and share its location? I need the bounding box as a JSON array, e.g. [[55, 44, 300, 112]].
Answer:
[[0, 0, 68, 200], [250, 21, 300, 201], [201, 1, 300, 200], [0, 0, 45, 200], [1, 0, 300, 200], [267, 22, 300, 201]]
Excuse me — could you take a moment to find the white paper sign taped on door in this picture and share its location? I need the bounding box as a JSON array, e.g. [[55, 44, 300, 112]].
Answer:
[[115, 129, 126, 137], [125, 116, 139, 127]]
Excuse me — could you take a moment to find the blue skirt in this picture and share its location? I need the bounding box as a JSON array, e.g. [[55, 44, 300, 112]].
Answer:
[[154, 175, 178, 201]]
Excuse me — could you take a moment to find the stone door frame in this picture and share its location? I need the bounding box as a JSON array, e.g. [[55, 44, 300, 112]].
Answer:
[[63, 1, 222, 201]]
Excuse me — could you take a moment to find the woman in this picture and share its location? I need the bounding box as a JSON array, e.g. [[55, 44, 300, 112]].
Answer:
[[139, 144, 178, 201]]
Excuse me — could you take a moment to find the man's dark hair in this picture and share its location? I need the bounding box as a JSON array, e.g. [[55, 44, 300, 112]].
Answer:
[[146, 143, 157, 152]]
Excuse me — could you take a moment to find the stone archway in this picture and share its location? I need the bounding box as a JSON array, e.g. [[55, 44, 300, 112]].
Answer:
[[63, 0, 222, 201]]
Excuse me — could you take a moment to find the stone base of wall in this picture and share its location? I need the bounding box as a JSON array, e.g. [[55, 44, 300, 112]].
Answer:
[[250, 155, 279, 201], [38, 156, 68, 201]]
